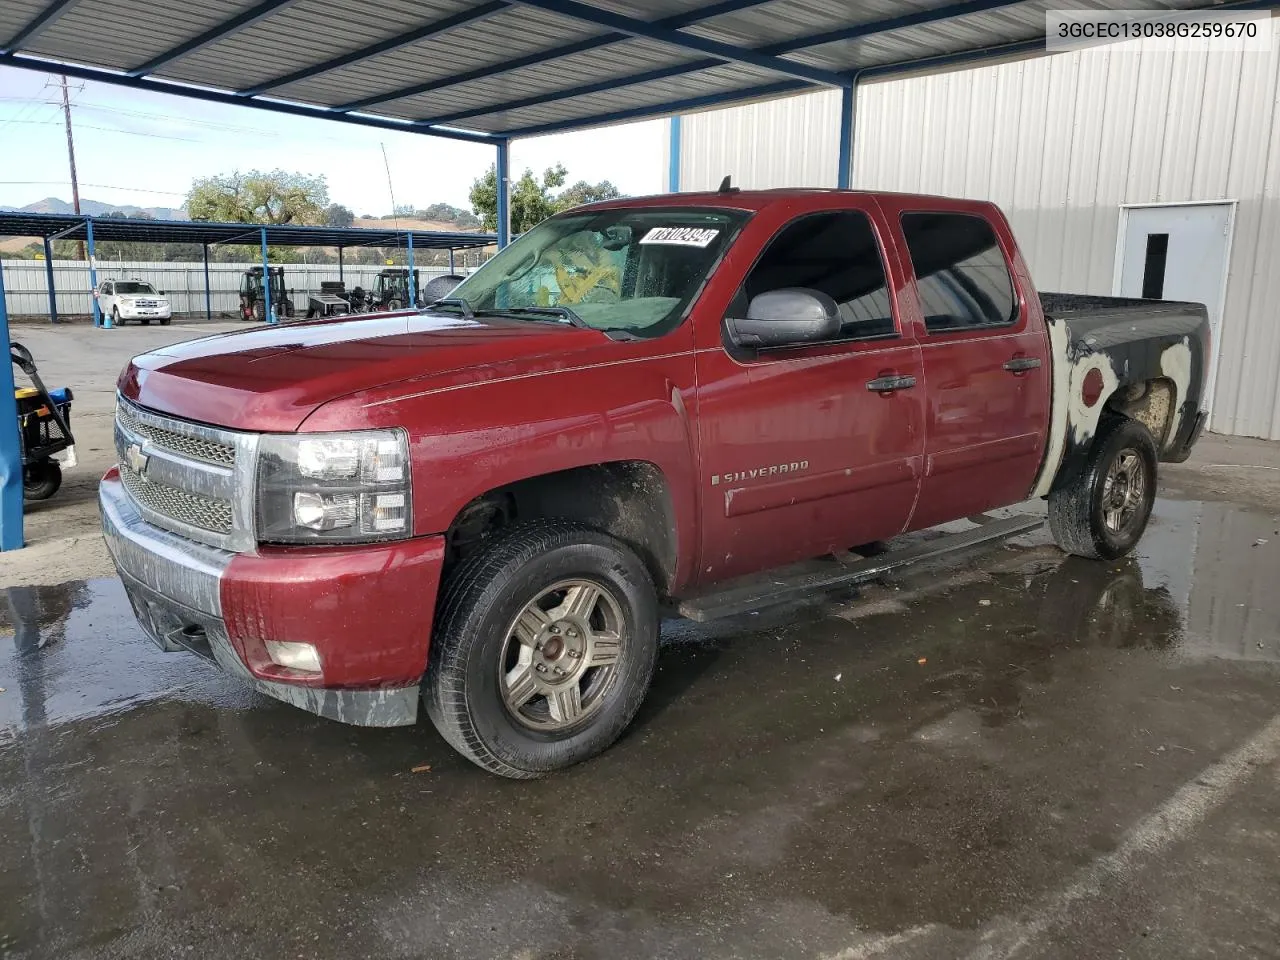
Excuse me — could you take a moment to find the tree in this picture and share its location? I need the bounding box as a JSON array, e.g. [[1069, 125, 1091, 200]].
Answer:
[[554, 179, 621, 212], [186, 169, 329, 225], [324, 203, 354, 228], [470, 163, 568, 233]]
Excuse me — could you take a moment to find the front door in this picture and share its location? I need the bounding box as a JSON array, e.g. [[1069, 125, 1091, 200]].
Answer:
[[1118, 202, 1233, 416], [693, 200, 926, 584], [878, 202, 1051, 530]]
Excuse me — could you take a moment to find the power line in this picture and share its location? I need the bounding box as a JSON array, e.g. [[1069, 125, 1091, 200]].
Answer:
[[0, 180, 186, 197]]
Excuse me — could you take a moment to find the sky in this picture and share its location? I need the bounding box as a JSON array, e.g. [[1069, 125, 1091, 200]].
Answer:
[[0, 65, 666, 217]]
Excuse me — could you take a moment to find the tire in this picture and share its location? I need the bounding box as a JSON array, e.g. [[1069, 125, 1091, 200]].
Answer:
[[252, 300, 266, 322], [424, 520, 660, 779], [111, 306, 121, 327], [23, 460, 62, 501], [1049, 417, 1157, 560], [159, 318, 171, 326], [387, 299, 402, 312]]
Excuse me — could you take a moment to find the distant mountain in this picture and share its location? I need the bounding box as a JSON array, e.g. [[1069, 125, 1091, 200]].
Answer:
[[0, 197, 188, 220]]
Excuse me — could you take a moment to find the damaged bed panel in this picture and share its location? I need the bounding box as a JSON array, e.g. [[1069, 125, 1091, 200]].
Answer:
[[1031, 293, 1210, 498]]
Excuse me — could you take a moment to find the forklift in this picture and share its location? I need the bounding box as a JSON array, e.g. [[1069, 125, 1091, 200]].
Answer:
[[239, 266, 295, 322], [369, 268, 420, 312]]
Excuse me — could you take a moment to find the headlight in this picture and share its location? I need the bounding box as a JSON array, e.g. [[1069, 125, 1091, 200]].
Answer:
[[256, 429, 412, 544]]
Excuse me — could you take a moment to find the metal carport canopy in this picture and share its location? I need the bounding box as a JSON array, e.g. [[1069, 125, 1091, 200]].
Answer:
[[0, 0, 1266, 144]]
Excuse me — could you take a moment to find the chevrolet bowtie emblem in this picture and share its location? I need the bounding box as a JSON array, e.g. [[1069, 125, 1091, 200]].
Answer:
[[125, 442, 149, 477]]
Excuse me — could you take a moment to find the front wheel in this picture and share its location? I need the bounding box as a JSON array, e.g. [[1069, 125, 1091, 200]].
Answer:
[[424, 521, 659, 778], [1049, 417, 1157, 560]]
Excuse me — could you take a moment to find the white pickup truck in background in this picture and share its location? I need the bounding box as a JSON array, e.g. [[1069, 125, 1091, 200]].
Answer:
[[97, 279, 172, 325]]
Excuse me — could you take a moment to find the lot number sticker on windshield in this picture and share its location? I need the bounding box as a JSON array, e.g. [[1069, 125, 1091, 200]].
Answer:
[[639, 227, 721, 247]]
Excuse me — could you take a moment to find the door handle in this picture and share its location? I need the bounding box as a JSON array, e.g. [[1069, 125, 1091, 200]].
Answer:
[[866, 374, 917, 393], [1003, 356, 1042, 374]]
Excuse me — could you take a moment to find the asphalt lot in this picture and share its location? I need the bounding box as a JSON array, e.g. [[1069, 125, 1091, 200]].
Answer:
[[1, 321, 1279, 959]]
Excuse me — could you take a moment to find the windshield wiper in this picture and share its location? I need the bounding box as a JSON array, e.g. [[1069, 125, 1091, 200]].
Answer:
[[431, 297, 475, 318], [491, 305, 591, 329]]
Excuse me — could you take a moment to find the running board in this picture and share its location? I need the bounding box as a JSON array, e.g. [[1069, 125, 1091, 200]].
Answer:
[[677, 514, 1044, 622]]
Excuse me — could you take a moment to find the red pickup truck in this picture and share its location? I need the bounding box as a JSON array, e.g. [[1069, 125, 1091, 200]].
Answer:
[[101, 188, 1209, 777]]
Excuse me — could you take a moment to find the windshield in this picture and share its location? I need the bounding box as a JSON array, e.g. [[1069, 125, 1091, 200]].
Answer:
[[115, 282, 157, 295], [448, 207, 748, 337]]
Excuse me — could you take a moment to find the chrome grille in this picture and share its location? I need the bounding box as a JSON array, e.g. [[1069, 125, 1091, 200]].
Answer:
[[114, 396, 258, 552], [117, 402, 235, 466], [119, 463, 233, 534]]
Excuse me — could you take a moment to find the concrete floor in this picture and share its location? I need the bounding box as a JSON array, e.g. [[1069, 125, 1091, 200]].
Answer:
[[1, 324, 1279, 959]]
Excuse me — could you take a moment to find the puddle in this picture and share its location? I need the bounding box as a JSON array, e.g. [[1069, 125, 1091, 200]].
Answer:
[[1, 498, 1277, 741]]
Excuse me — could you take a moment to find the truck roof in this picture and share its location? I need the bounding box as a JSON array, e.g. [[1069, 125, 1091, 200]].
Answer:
[[581, 188, 1001, 214]]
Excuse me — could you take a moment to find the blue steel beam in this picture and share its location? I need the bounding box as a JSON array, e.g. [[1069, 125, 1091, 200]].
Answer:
[[419, 0, 1030, 127], [496, 141, 510, 249], [128, 0, 306, 77], [668, 115, 682, 193], [0, 0, 81, 54], [509, 0, 850, 88], [42, 237, 57, 323], [86, 218, 104, 328], [238, 1, 510, 96], [0, 53, 500, 145], [837, 84, 854, 189], [504, 78, 810, 138], [335, 0, 778, 113], [261, 228, 273, 325], [407, 233, 416, 308], [0, 261, 22, 550]]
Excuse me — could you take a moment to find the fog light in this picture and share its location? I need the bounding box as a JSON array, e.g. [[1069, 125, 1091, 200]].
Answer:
[[265, 641, 322, 674]]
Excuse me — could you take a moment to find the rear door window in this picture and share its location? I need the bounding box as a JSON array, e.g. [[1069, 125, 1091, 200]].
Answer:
[[741, 211, 897, 341], [900, 213, 1017, 333]]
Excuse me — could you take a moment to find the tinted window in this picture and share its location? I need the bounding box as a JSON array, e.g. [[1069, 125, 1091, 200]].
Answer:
[[742, 211, 896, 341], [901, 213, 1017, 332], [101, 282, 113, 294]]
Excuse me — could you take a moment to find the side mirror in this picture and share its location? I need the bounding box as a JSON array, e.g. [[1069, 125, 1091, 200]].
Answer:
[[726, 288, 841, 349]]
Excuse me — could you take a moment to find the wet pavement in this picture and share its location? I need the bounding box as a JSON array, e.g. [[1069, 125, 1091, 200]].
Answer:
[[2, 498, 1279, 960]]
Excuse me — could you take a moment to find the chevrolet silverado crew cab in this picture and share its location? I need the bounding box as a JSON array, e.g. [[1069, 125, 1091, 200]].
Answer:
[[97, 279, 173, 325], [101, 189, 1209, 778]]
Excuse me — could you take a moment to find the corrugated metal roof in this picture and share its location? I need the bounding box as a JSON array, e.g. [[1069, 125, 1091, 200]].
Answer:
[[0, 0, 1266, 140]]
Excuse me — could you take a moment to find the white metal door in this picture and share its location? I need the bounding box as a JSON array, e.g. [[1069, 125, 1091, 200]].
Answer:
[[1116, 202, 1234, 417]]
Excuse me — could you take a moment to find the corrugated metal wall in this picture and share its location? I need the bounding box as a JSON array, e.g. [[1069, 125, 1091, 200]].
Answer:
[[679, 25, 1280, 441], [0, 259, 466, 318]]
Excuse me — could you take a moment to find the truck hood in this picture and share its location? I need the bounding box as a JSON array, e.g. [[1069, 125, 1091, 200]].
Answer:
[[119, 312, 606, 432]]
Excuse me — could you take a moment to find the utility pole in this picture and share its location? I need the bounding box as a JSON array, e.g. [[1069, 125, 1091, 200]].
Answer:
[[59, 74, 85, 261]]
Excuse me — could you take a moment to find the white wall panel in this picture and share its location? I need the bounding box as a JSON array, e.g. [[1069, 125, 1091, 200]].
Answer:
[[678, 23, 1280, 440]]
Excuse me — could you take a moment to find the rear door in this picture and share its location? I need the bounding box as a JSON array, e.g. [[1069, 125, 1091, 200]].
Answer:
[[880, 202, 1050, 529], [693, 197, 926, 583]]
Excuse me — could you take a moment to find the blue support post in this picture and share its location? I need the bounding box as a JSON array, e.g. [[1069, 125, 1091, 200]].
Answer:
[[407, 232, 416, 308], [260, 227, 274, 324], [668, 115, 682, 193], [202, 243, 212, 320], [42, 237, 57, 324], [87, 219, 105, 328], [0, 261, 23, 550], [496, 139, 510, 249], [837, 82, 855, 190]]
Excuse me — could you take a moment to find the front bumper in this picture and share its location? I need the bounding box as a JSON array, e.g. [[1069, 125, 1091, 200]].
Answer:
[[118, 305, 172, 319], [100, 469, 445, 727]]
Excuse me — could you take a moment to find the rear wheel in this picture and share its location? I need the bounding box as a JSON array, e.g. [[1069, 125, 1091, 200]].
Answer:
[[424, 520, 659, 778], [23, 461, 62, 501], [252, 300, 265, 322], [1049, 417, 1157, 560], [159, 317, 171, 326], [387, 298, 402, 312]]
